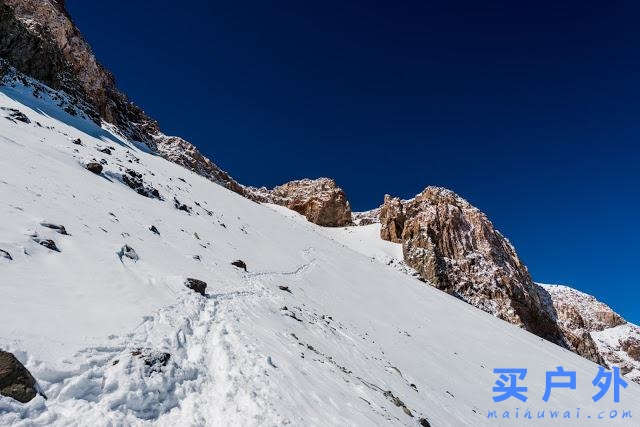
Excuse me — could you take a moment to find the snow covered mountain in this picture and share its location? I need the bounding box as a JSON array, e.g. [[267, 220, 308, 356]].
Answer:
[[2, 68, 640, 426]]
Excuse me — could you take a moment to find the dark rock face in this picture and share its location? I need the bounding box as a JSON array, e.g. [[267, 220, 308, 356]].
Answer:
[[0, 351, 38, 403], [245, 178, 352, 227], [231, 260, 247, 271], [378, 187, 566, 346], [85, 162, 102, 175], [185, 278, 207, 296]]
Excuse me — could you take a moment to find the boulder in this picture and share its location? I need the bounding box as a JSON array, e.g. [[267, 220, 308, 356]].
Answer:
[[85, 162, 102, 174], [185, 278, 207, 296], [231, 260, 247, 271], [0, 351, 38, 403]]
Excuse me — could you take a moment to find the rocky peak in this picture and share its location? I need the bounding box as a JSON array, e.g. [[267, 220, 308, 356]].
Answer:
[[245, 178, 352, 227], [387, 187, 565, 344]]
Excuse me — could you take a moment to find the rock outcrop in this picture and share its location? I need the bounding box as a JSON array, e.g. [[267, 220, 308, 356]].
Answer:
[[366, 187, 640, 380], [542, 284, 640, 384], [246, 178, 352, 227], [376, 186, 565, 344]]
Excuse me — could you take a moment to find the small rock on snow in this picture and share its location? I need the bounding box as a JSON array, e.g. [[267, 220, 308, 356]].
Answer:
[[40, 222, 69, 235], [231, 259, 247, 271], [85, 162, 103, 174], [185, 278, 207, 296]]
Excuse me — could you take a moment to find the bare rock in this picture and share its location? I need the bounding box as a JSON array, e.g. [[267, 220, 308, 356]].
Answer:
[[245, 178, 352, 227], [185, 278, 207, 296], [149, 225, 160, 235], [85, 162, 102, 175], [0, 351, 38, 403]]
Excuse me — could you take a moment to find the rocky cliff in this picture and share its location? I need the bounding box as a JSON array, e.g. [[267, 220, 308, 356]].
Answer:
[[0, 0, 245, 195], [377, 187, 566, 345], [245, 178, 352, 227]]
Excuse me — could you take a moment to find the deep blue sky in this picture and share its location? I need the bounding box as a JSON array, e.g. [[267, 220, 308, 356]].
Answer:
[[67, 1, 639, 323]]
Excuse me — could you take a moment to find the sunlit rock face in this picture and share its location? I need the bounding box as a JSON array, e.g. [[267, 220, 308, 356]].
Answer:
[[246, 178, 352, 227]]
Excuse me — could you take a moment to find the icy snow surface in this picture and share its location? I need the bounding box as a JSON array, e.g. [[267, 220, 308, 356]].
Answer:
[[1, 81, 640, 425]]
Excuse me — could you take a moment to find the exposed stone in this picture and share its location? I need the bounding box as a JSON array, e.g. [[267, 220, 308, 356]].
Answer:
[[0, 350, 38, 403], [71, 138, 82, 145], [185, 278, 207, 296], [85, 162, 102, 175], [245, 178, 352, 227], [97, 147, 111, 155], [149, 225, 160, 235]]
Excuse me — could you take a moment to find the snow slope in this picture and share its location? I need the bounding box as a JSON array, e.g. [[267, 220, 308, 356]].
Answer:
[[1, 81, 640, 426]]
